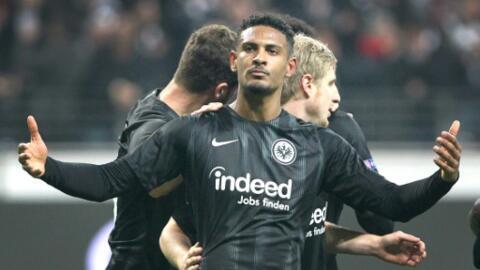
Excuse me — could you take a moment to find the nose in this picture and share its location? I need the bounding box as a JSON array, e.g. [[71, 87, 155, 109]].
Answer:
[[253, 49, 267, 65], [329, 86, 341, 112]]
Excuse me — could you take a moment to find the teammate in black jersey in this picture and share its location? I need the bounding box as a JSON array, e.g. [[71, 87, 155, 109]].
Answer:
[[19, 14, 462, 270], [108, 24, 237, 270], [20, 24, 237, 270], [284, 16, 395, 270], [100, 25, 238, 270]]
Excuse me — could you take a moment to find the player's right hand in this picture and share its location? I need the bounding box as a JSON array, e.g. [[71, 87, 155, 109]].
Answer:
[[17, 115, 48, 178], [180, 242, 203, 270]]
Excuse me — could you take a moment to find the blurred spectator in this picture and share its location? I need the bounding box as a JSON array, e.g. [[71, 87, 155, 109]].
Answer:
[[1, 0, 478, 142], [108, 78, 141, 136]]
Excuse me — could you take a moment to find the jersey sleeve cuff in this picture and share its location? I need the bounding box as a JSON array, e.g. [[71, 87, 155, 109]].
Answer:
[[430, 170, 456, 194], [40, 156, 59, 185]]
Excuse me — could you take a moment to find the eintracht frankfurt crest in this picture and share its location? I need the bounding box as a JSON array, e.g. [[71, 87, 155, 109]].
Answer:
[[271, 139, 297, 165]]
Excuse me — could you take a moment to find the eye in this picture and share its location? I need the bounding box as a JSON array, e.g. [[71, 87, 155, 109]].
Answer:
[[267, 47, 279, 55], [243, 44, 254, 53]]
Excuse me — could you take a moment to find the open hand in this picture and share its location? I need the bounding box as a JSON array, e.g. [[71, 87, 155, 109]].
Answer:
[[375, 231, 427, 267]]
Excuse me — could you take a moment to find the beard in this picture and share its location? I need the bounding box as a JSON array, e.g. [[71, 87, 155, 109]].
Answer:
[[243, 81, 277, 97]]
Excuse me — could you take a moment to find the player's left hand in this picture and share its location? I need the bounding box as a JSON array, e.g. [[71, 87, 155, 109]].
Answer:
[[375, 231, 427, 267], [433, 120, 461, 183], [191, 102, 223, 115]]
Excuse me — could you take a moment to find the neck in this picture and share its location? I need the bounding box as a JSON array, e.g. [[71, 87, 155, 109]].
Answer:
[[159, 80, 212, 116], [232, 87, 282, 121], [282, 98, 308, 121]]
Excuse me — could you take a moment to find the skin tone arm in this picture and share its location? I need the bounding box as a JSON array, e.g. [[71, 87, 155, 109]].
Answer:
[[325, 223, 426, 267], [160, 218, 202, 270], [161, 218, 426, 269]]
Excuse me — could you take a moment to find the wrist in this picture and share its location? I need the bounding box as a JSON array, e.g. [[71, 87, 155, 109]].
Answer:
[[440, 170, 459, 183], [176, 254, 186, 270], [368, 235, 382, 257]]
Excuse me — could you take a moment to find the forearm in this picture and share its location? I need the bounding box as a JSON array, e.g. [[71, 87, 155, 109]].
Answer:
[[337, 170, 455, 222], [389, 170, 454, 221], [325, 222, 379, 256], [40, 156, 137, 202], [160, 218, 193, 269]]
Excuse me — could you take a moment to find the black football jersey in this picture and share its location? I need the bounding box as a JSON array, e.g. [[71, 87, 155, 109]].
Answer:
[[122, 106, 450, 270], [108, 89, 179, 270]]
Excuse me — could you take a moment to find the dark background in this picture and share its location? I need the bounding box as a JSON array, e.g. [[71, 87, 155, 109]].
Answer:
[[0, 201, 476, 270]]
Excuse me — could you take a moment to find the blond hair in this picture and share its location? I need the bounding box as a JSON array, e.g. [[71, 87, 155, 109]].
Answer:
[[282, 34, 337, 104]]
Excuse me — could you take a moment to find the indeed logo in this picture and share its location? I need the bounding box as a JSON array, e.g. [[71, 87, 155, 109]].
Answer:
[[209, 166, 292, 199], [309, 202, 328, 225]]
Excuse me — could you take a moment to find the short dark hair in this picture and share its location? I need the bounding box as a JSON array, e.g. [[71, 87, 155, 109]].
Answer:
[[280, 14, 316, 37], [239, 13, 294, 55], [174, 24, 238, 93]]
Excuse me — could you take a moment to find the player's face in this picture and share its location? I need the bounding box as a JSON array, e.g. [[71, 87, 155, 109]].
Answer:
[[231, 25, 295, 97], [328, 79, 340, 113], [307, 67, 337, 127]]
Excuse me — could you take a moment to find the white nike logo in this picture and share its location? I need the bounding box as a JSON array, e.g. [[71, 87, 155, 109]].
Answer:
[[212, 138, 238, 147]]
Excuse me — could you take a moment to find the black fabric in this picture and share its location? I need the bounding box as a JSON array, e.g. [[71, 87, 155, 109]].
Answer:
[[42, 156, 136, 202], [109, 89, 179, 270], [313, 110, 393, 270], [42, 106, 454, 270], [43, 89, 181, 270], [123, 107, 453, 270]]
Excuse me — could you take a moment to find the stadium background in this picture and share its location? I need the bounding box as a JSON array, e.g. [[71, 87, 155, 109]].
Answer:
[[0, 0, 479, 269]]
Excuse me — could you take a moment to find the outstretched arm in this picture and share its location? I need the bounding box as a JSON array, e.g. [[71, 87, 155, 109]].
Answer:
[[323, 121, 462, 222], [325, 222, 426, 267], [17, 116, 142, 201], [18, 116, 185, 201]]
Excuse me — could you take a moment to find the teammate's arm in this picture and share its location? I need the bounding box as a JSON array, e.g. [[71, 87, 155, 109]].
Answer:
[[322, 121, 461, 222], [325, 222, 426, 266], [18, 116, 187, 201], [160, 218, 202, 270]]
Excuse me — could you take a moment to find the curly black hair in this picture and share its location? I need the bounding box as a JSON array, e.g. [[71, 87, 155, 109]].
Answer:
[[239, 13, 295, 55]]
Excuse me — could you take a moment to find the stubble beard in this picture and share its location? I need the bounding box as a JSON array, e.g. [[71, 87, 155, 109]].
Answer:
[[243, 81, 277, 98]]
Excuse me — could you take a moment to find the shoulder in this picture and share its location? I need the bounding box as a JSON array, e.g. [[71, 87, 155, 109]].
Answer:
[[330, 110, 359, 128], [315, 126, 350, 145], [329, 110, 365, 140]]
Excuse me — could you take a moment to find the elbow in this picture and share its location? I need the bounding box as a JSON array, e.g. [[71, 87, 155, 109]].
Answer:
[[159, 228, 167, 253], [84, 191, 114, 202], [396, 215, 413, 223], [91, 196, 109, 203], [390, 206, 415, 223]]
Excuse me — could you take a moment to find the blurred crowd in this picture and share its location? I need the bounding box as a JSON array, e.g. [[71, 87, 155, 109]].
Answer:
[[0, 0, 479, 142]]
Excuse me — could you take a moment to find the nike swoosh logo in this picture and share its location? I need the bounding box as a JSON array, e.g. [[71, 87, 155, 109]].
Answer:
[[212, 138, 238, 147]]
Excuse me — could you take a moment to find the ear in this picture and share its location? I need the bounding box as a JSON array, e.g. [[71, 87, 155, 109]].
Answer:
[[229, 50, 237, 72], [300, 74, 314, 99], [214, 82, 229, 100], [285, 57, 297, 78]]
